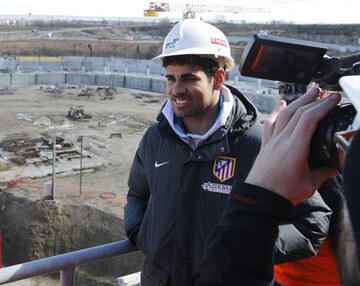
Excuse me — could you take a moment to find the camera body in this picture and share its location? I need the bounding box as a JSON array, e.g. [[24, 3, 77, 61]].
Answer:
[[239, 34, 360, 169]]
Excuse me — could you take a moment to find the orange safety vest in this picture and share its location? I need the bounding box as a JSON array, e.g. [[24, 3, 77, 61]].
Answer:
[[274, 238, 340, 286]]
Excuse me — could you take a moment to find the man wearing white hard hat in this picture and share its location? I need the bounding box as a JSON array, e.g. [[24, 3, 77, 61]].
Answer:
[[124, 19, 331, 286]]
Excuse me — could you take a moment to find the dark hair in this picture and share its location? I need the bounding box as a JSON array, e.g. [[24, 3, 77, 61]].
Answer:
[[162, 55, 220, 78]]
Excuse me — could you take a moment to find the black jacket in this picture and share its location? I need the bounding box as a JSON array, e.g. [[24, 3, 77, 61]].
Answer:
[[196, 181, 293, 286], [124, 85, 331, 286]]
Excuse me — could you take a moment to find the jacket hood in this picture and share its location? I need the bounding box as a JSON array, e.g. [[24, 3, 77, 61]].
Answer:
[[156, 84, 259, 137], [224, 84, 258, 136]]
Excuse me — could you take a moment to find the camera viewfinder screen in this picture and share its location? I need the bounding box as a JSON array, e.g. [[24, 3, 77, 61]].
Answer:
[[240, 35, 328, 84]]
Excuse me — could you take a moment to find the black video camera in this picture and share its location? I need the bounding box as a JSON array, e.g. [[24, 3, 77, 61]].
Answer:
[[239, 34, 360, 170]]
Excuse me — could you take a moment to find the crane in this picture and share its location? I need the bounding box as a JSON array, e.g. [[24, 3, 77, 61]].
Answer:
[[143, 2, 271, 19]]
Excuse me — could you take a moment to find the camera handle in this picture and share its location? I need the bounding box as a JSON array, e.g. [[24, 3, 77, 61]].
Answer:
[[313, 54, 360, 91]]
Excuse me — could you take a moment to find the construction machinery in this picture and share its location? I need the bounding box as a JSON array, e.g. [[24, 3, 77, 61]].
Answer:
[[143, 2, 270, 19], [67, 105, 92, 121]]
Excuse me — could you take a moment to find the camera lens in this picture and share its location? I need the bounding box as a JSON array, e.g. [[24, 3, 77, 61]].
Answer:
[[309, 103, 357, 170]]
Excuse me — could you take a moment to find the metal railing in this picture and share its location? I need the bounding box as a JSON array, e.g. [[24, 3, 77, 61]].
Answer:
[[0, 240, 138, 285]]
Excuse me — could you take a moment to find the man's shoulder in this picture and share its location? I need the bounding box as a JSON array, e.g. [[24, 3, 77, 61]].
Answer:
[[141, 121, 173, 144], [142, 123, 161, 139], [246, 121, 263, 132], [231, 121, 262, 149], [231, 117, 262, 137]]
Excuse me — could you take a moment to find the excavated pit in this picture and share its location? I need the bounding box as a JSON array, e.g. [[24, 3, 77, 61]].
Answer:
[[0, 190, 144, 285]]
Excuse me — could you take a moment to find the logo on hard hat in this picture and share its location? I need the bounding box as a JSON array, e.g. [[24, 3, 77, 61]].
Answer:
[[211, 37, 228, 48], [165, 37, 179, 49]]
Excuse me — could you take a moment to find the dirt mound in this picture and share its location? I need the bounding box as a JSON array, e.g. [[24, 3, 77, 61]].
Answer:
[[0, 191, 144, 285]]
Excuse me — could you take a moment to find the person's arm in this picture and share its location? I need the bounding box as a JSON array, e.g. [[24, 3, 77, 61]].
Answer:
[[274, 191, 332, 263], [197, 87, 341, 286], [197, 181, 292, 286], [124, 132, 150, 246]]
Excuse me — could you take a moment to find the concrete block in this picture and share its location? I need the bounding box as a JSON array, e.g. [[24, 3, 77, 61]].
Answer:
[[6, 60, 19, 73], [11, 73, 36, 86], [109, 58, 164, 75], [245, 92, 279, 113], [124, 75, 151, 91], [113, 75, 126, 87], [64, 56, 87, 62], [36, 73, 66, 85], [113, 60, 128, 74], [84, 58, 106, 71], [63, 63, 83, 72], [18, 61, 40, 73], [228, 65, 241, 81], [0, 58, 7, 70], [150, 77, 166, 93], [11, 56, 166, 75], [95, 74, 115, 86], [41, 62, 63, 72], [0, 74, 10, 86], [147, 61, 164, 75], [66, 73, 96, 85], [63, 57, 84, 71]]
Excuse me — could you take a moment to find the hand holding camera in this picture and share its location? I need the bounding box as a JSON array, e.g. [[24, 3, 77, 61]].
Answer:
[[245, 87, 341, 205]]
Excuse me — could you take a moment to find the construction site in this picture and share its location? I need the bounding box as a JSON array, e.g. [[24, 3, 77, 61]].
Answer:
[[0, 3, 359, 285], [0, 82, 166, 284]]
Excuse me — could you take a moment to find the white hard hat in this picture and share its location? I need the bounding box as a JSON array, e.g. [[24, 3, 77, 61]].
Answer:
[[153, 19, 235, 71]]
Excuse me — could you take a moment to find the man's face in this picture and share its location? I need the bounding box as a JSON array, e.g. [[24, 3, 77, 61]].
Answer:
[[164, 64, 219, 120]]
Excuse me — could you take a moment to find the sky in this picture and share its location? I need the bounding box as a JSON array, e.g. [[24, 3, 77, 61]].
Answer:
[[0, 0, 359, 24]]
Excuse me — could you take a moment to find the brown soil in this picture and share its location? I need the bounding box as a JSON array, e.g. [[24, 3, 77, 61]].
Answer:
[[0, 38, 164, 58], [0, 85, 166, 284], [0, 24, 245, 59]]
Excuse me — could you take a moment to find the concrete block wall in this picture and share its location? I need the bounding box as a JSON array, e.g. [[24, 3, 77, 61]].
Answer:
[[0, 70, 277, 113], [36, 73, 66, 85], [11, 73, 36, 86], [9, 56, 167, 76], [0, 74, 10, 86], [41, 62, 64, 72], [95, 74, 115, 86], [63, 60, 84, 72], [66, 73, 97, 85], [244, 92, 278, 113], [84, 57, 107, 71], [124, 75, 151, 91], [0, 59, 16, 72], [0, 59, 7, 71], [106, 58, 164, 75], [113, 75, 126, 87], [1, 56, 263, 83], [18, 61, 39, 73], [7, 61, 18, 72], [150, 77, 167, 93]]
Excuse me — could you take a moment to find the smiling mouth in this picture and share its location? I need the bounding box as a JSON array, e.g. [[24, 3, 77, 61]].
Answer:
[[174, 98, 189, 104]]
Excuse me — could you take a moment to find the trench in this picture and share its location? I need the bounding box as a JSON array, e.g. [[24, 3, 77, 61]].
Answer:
[[0, 191, 144, 285]]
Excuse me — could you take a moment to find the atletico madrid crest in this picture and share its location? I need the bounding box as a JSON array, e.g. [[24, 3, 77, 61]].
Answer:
[[213, 156, 236, 182]]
